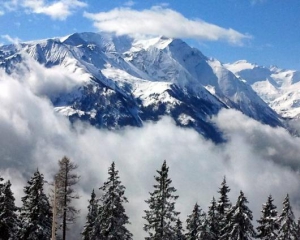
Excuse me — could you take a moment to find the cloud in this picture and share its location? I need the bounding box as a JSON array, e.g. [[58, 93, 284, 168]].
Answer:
[[84, 7, 251, 45], [23, 0, 87, 20], [0, 0, 87, 20], [1, 58, 300, 238], [1, 34, 21, 44], [157, 3, 170, 7], [124, 1, 135, 7], [0, 0, 19, 11], [12, 55, 85, 100], [0, 10, 4, 16]]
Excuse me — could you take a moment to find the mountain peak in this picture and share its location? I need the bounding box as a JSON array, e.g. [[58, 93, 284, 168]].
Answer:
[[60, 32, 87, 46], [0, 32, 283, 141], [131, 35, 173, 51]]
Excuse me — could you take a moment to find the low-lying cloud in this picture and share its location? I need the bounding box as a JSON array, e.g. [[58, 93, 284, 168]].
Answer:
[[0, 59, 300, 239], [84, 7, 251, 45], [12, 56, 85, 101]]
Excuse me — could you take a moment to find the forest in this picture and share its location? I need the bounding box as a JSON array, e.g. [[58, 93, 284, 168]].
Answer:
[[0, 157, 299, 240]]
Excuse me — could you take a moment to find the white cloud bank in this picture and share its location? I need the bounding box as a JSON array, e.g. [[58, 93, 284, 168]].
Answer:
[[1, 0, 87, 20], [84, 7, 251, 45], [1, 59, 300, 239]]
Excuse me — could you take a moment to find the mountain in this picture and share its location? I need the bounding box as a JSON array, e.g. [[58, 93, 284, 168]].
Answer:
[[0, 32, 283, 142], [225, 60, 300, 119]]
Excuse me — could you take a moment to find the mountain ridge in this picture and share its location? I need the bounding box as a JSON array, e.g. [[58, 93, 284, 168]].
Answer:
[[0, 32, 284, 142], [225, 60, 300, 119]]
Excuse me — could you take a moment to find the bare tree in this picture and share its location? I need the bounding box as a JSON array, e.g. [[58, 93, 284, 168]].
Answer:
[[53, 156, 80, 240]]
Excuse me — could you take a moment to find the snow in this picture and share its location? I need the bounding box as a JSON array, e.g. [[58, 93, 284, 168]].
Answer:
[[224, 60, 256, 72], [225, 60, 300, 118], [55, 106, 85, 117], [177, 114, 195, 125], [130, 36, 173, 52], [0, 31, 283, 130]]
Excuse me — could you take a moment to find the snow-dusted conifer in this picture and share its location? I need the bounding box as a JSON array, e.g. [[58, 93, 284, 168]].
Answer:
[[144, 160, 180, 239], [294, 218, 300, 239], [256, 195, 279, 239], [0, 180, 19, 240], [19, 170, 52, 240], [89, 204, 103, 240], [206, 197, 219, 240], [96, 162, 132, 239], [221, 191, 256, 240], [217, 177, 231, 237], [277, 194, 296, 240], [185, 203, 205, 240], [175, 218, 186, 240], [81, 189, 99, 240], [199, 214, 216, 240]]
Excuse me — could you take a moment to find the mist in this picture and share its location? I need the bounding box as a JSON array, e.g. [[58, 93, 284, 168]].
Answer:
[[1, 60, 300, 239]]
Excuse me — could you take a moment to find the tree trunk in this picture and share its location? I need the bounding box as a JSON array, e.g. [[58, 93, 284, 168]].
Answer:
[[63, 163, 68, 240], [52, 181, 57, 240]]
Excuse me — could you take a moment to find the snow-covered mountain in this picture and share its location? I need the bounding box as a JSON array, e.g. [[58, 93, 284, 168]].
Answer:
[[0, 32, 282, 142], [225, 60, 300, 119]]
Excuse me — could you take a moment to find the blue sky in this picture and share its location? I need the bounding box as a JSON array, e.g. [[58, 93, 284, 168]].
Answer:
[[0, 0, 300, 70]]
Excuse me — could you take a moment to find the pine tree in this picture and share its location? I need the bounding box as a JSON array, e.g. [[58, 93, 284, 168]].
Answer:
[[144, 160, 180, 240], [221, 191, 256, 240], [54, 156, 80, 240], [0, 180, 19, 240], [277, 194, 296, 240], [199, 214, 215, 240], [175, 218, 186, 240], [256, 195, 279, 239], [18, 170, 52, 240], [81, 189, 98, 240], [294, 218, 300, 239], [89, 204, 103, 240], [185, 203, 205, 240], [206, 197, 219, 240], [217, 177, 231, 237], [94, 162, 132, 239]]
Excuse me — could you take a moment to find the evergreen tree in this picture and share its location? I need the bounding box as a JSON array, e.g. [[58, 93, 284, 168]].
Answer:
[[217, 177, 231, 237], [206, 197, 219, 240], [0, 180, 19, 240], [221, 191, 256, 240], [199, 214, 215, 240], [144, 160, 180, 240], [18, 170, 52, 240], [294, 218, 300, 239], [185, 203, 205, 240], [89, 204, 103, 240], [175, 218, 185, 240], [82, 189, 98, 240], [54, 156, 80, 240], [256, 195, 279, 239], [277, 194, 296, 240], [95, 162, 132, 239]]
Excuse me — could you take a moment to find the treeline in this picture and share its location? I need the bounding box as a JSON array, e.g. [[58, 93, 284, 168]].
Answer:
[[0, 157, 299, 239]]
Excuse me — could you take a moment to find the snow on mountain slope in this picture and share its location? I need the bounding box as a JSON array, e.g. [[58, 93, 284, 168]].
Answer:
[[0, 32, 283, 141], [126, 37, 281, 126], [226, 60, 300, 118]]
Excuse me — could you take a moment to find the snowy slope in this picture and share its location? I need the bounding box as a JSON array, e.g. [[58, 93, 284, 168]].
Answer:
[[0, 32, 283, 141], [225, 60, 300, 118], [126, 37, 281, 126]]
